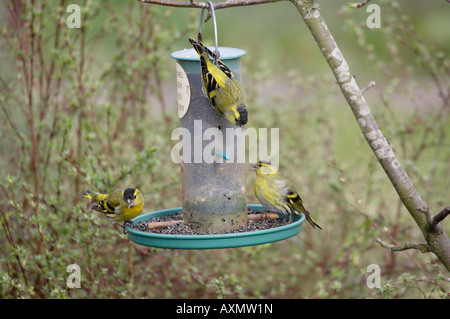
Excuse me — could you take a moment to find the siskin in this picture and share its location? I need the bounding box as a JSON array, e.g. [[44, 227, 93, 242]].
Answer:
[[79, 188, 145, 224], [189, 33, 248, 127], [250, 161, 322, 230]]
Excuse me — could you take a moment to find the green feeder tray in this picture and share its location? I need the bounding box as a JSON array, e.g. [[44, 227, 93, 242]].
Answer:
[[126, 204, 305, 250]]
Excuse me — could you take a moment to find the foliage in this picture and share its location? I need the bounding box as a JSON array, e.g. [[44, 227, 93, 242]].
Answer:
[[0, 0, 448, 298]]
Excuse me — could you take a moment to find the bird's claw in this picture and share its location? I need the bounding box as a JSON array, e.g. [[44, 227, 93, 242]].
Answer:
[[121, 221, 134, 234]]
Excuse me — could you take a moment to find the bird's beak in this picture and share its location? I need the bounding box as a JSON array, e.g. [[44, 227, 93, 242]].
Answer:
[[126, 199, 133, 208], [249, 163, 258, 171]]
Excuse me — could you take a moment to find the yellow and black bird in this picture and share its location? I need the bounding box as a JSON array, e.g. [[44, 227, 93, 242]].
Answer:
[[80, 188, 145, 224], [189, 33, 248, 126], [250, 161, 322, 230]]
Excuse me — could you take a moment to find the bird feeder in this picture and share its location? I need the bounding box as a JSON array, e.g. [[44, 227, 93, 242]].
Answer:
[[126, 3, 305, 249], [172, 4, 250, 233], [171, 45, 248, 233]]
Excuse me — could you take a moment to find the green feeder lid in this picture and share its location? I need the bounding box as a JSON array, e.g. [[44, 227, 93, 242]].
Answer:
[[126, 204, 305, 250]]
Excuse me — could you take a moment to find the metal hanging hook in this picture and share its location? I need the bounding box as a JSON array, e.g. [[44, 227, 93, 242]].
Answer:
[[198, 1, 219, 63]]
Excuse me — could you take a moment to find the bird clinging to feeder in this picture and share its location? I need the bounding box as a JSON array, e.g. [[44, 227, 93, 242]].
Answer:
[[189, 32, 248, 127]]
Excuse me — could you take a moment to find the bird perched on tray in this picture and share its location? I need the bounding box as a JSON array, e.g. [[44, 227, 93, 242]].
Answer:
[[79, 188, 145, 225], [189, 33, 248, 127], [250, 161, 322, 230]]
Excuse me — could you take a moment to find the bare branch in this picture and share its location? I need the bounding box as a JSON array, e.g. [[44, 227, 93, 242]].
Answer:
[[429, 206, 450, 228], [348, 0, 374, 8], [360, 80, 376, 93], [138, 0, 285, 9], [138, 0, 207, 8], [376, 238, 431, 253]]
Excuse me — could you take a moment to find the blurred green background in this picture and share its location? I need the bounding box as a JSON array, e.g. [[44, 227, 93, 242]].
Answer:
[[0, 0, 449, 298]]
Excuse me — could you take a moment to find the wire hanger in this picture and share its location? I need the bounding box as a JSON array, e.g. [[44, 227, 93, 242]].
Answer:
[[198, 1, 219, 64]]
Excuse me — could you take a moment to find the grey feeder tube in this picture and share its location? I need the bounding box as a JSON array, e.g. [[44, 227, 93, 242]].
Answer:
[[171, 47, 248, 233]]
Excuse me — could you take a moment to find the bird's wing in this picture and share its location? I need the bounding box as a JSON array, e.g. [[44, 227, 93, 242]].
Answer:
[[287, 192, 305, 212], [80, 190, 109, 202], [105, 190, 121, 210], [201, 53, 230, 95], [189, 36, 234, 102], [285, 183, 322, 229], [284, 182, 307, 215]]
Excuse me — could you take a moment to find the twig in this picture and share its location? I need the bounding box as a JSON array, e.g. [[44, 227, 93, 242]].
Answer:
[[429, 206, 450, 228], [248, 212, 280, 220], [147, 219, 183, 229], [348, 0, 373, 8], [360, 81, 376, 93], [138, 0, 286, 9], [0, 206, 29, 286], [146, 212, 280, 229], [376, 238, 431, 253]]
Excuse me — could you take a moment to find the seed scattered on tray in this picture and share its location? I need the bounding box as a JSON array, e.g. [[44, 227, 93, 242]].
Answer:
[[132, 208, 292, 235]]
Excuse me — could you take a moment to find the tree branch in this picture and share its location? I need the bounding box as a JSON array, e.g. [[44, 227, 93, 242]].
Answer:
[[376, 238, 431, 253], [429, 206, 450, 228], [292, 0, 450, 271], [347, 0, 374, 9], [138, 0, 285, 9]]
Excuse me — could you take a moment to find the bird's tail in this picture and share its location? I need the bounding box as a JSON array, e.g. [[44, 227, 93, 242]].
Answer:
[[79, 189, 93, 198], [189, 32, 218, 60], [189, 33, 207, 58], [303, 210, 323, 230], [79, 190, 108, 202], [290, 198, 322, 230]]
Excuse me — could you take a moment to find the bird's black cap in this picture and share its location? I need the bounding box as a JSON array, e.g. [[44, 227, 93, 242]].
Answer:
[[236, 105, 248, 125], [123, 188, 136, 199]]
